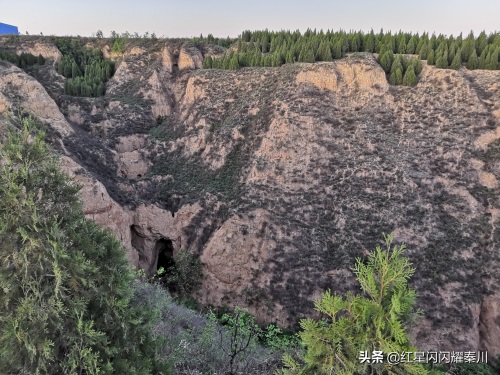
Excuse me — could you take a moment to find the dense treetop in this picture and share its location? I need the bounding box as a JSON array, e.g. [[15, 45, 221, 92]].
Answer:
[[203, 29, 500, 86], [52, 37, 114, 97]]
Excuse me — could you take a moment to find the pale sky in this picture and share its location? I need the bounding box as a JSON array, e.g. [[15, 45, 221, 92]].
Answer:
[[2, 0, 499, 38]]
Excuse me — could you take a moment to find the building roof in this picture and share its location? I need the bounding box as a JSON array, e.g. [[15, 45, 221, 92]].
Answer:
[[0, 23, 19, 35]]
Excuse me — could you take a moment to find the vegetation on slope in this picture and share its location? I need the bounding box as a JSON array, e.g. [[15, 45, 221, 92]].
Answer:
[[281, 234, 427, 375], [203, 29, 499, 86], [0, 49, 45, 68], [0, 114, 294, 374], [0, 115, 168, 374], [280, 235, 499, 375], [52, 37, 114, 97], [0, 115, 498, 374]]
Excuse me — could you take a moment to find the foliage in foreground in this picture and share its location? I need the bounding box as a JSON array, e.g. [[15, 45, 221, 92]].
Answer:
[[280, 234, 427, 375], [0, 115, 168, 374], [133, 280, 296, 375]]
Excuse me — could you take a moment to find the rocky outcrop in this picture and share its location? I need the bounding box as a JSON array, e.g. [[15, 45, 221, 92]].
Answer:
[[17, 41, 62, 62], [141, 70, 173, 118], [60, 155, 203, 276], [114, 135, 151, 178], [178, 43, 204, 70], [161, 46, 175, 73], [161, 43, 204, 73], [296, 57, 389, 102], [479, 291, 500, 354], [59, 156, 140, 265], [0, 62, 73, 136]]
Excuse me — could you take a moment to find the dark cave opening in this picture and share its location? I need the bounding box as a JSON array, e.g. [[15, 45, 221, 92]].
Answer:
[[172, 55, 179, 73], [155, 238, 175, 273]]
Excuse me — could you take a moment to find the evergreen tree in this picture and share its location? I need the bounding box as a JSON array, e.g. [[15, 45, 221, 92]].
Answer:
[[448, 42, 457, 65], [483, 52, 497, 70], [491, 47, 500, 69], [408, 57, 423, 75], [229, 54, 239, 70], [203, 55, 213, 69], [397, 34, 407, 54], [317, 41, 333, 61], [37, 54, 46, 65], [476, 31, 488, 55], [427, 49, 435, 65], [406, 35, 418, 54], [467, 49, 479, 69], [461, 33, 476, 61], [364, 33, 376, 53], [435, 50, 448, 68], [450, 50, 462, 69], [333, 41, 342, 59], [287, 234, 427, 375], [418, 42, 429, 60], [403, 66, 418, 86], [395, 68, 403, 85], [478, 46, 489, 69], [389, 55, 403, 75], [379, 50, 394, 74], [71, 61, 82, 78], [0, 116, 168, 374]]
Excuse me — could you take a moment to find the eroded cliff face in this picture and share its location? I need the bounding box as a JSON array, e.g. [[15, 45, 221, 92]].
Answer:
[[1, 38, 499, 355]]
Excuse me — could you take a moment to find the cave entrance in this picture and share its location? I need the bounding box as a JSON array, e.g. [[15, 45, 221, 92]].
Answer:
[[155, 238, 175, 273], [172, 54, 179, 73]]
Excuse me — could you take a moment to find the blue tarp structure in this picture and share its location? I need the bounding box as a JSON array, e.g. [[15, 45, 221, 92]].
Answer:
[[0, 23, 19, 35]]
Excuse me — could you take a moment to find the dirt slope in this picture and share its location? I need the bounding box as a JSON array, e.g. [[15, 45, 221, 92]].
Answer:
[[1, 37, 499, 354]]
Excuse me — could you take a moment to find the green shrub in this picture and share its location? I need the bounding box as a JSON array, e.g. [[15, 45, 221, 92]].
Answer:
[[280, 234, 427, 375], [0, 115, 168, 374], [164, 248, 204, 296]]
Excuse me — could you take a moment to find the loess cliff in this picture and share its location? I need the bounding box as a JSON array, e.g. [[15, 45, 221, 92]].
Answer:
[[1, 36, 499, 355]]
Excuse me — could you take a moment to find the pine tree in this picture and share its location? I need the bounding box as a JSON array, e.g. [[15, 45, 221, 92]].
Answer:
[[71, 61, 81, 78], [203, 55, 212, 69], [379, 51, 394, 74], [486, 52, 497, 70], [408, 57, 423, 75], [390, 55, 403, 76], [479, 46, 489, 69], [395, 68, 403, 85], [317, 41, 333, 61], [476, 31, 488, 55], [229, 54, 239, 70], [492, 47, 500, 69], [467, 49, 479, 69], [291, 234, 427, 375], [333, 42, 342, 59], [435, 49, 448, 68], [364, 32, 376, 52], [461, 33, 476, 61], [450, 50, 462, 69], [37, 54, 46, 65], [406, 35, 417, 54], [403, 66, 418, 86], [427, 49, 435, 65], [448, 43, 456, 65], [418, 42, 429, 60]]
